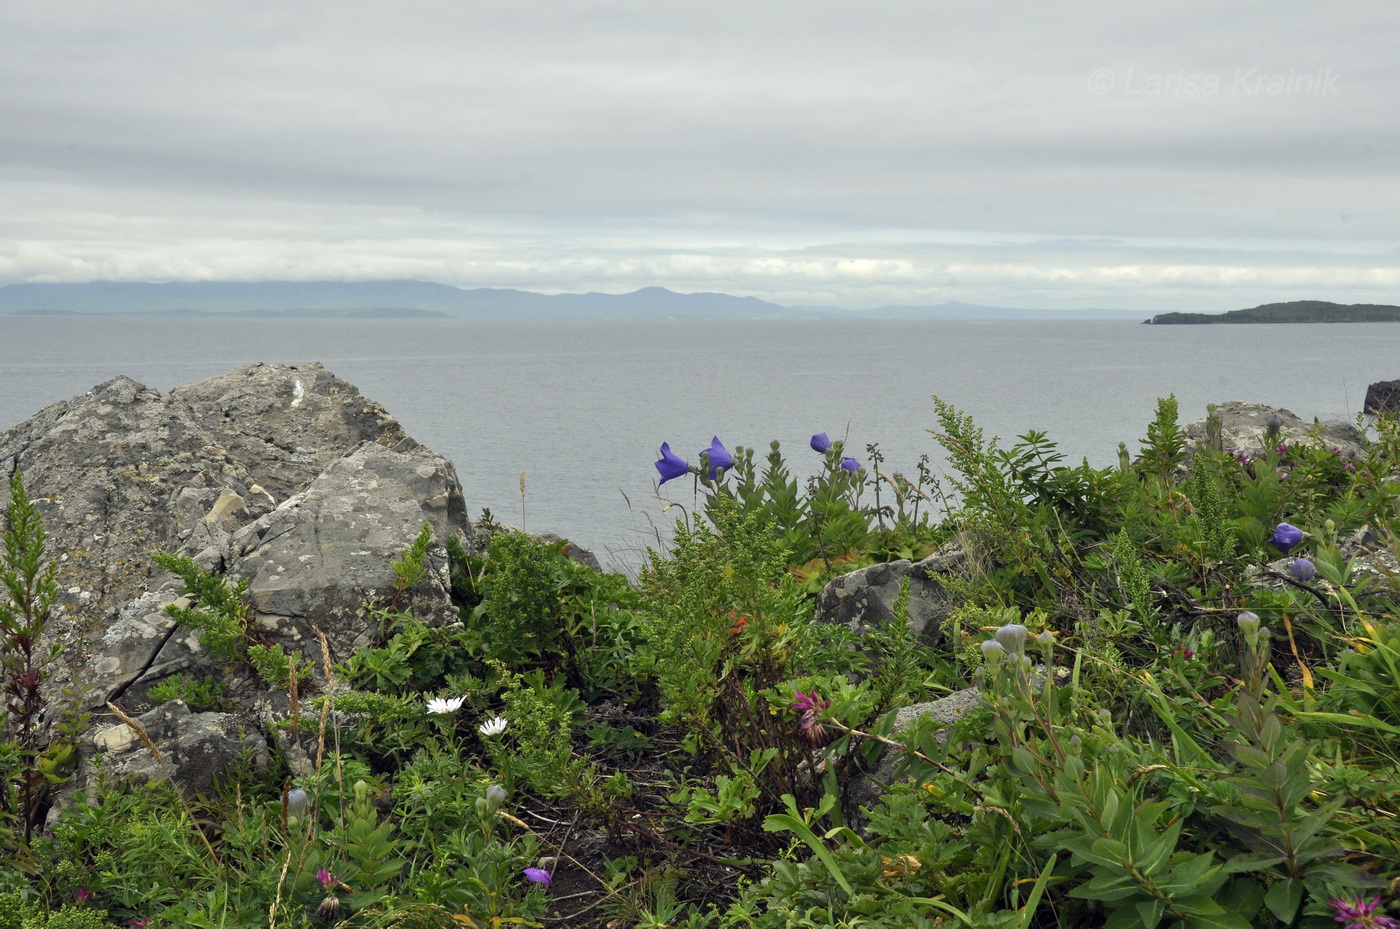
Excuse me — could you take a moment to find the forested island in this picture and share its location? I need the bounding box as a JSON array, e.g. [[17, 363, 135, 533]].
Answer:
[[1147, 299, 1400, 324]]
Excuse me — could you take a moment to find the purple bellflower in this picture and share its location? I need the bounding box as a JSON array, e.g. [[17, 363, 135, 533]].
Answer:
[[1290, 557, 1317, 582], [1268, 522, 1305, 553], [840, 457, 861, 474], [811, 433, 833, 453], [655, 443, 690, 485], [702, 437, 734, 479]]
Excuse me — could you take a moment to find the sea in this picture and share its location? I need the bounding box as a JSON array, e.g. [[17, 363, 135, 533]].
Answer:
[[2, 315, 1397, 574]]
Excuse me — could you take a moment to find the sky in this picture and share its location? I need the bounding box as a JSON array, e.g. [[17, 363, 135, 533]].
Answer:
[[1, 2, 1396, 312]]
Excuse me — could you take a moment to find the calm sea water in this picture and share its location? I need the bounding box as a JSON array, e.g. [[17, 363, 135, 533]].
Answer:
[[2, 316, 1397, 572]]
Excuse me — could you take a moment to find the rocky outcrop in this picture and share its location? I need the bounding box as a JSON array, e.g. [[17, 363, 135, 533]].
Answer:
[[1364, 379, 1400, 415], [0, 363, 473, 814], [1181, 401, 1365, 460]]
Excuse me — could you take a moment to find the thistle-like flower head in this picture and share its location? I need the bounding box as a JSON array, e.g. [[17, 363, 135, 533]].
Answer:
[[1327, 896, 1399, 929]]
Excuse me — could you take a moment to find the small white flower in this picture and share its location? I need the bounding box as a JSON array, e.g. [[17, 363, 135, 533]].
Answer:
[[427, 695, 467, 715], [479, 715, 508, 736]]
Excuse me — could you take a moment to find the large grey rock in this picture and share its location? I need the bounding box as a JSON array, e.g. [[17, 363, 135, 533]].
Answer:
[[1182, 401, 1366, 460], [221, 440, 467, 668], [2, 363, 475, 806], [814, 552, 958, 647], [1364, 379, 1400, 415], [88, 701, 269, 798], [0, 362, 413, 636], [170, 362, 407, 501]]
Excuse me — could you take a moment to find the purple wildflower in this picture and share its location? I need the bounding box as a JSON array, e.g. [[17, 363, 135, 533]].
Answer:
[[75, 889, 92, 905], [524, 867, 552, 885], [1268, 522, 1305, 554], [839, 457, 861, 474], [811, 433, 833, 453], [701, 437, 734, 479], [1327, 896, 1399, 929], [792, 689, 832, 746], [316, 868, 338, 891], [654, 443, 690, 485], [1290, 558, 1316, 582]]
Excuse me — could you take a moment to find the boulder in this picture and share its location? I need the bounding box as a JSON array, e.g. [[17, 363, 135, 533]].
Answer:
[[814, 548, 962, 647], [0, 363, 475, 811], [88, 701, 269, 799], [1181, 401, 1366, 461], [0, 362, 414, 636], [1364, 379, 1400, 415]]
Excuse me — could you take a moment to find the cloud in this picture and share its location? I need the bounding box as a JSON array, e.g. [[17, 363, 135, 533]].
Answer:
[[1, 1, 1397, 309]]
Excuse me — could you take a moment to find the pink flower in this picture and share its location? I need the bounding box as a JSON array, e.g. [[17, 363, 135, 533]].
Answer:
[[75, 889, 92, 905], [792, 689, 832, 746], [524, 867, 552, 885], [316, 868, 338, 891], [1329, 896, 1399, 929]]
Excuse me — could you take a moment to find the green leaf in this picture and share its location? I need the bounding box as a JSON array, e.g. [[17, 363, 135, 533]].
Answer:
[[1264, 878, 1303, 923], [762, 812, 853, 897]]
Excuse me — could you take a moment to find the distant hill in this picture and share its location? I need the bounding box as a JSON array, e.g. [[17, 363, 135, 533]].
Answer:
[[0, 280, 1139, 320], [1147, 300, 1400, 325]]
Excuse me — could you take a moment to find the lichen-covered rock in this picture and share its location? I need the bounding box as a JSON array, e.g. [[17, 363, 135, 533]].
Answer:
[[1182, 401, 1365, 461], [814, 553, 955, 647], [2, 363, 474, 810], [88, 701, 268, 798], [222, 439, 467, 667]]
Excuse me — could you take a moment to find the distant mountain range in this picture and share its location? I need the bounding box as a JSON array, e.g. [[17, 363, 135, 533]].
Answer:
[[1146, 300, 1400, 324], [0, 280, 1145, 320]]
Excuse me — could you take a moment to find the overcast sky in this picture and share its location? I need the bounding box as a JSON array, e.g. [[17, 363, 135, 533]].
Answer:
[[1, 2, 1395, 311]]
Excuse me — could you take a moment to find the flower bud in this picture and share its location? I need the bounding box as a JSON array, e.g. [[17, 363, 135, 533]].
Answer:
[[979, 639, 1006, 667], [285, 788, 308, 824], [1290, 558, 1316, 582], [1236, 611, 1260, 638], [994, 623, 1028, 657]]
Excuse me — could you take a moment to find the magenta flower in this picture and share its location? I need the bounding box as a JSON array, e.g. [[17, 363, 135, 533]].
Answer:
[[792, 689, 832, 746], [1328, 896, 1399, 929], [701, 436, 734, 479], [655, 442, 690, 485], [1268, 522, 1304, 553], [316, 868, 338, 891], [75, 889, 92, 905], [811, 433, 833, 453], [840, 457, 861, 474], [524, 867, 552, 885]]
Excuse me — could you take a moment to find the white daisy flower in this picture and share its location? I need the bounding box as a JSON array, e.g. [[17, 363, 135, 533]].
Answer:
[[478, 715, 508, 736], [426, 695, 467, 715]]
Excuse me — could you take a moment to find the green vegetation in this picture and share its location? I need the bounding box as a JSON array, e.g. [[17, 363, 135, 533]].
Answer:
[[3, 400, 1400, 927], [1148, 299, 1400, 324]]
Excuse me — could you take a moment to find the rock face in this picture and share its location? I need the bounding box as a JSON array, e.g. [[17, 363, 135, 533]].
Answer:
[[0, 363, 472, 813], [1181, 401, 1366, 460], [1364, 379, 1400, 415]]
